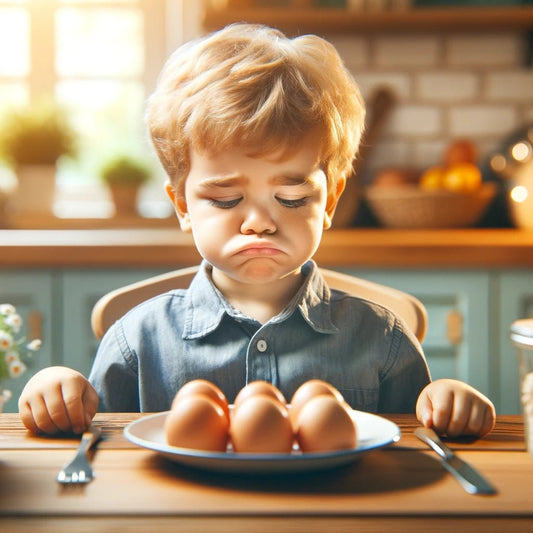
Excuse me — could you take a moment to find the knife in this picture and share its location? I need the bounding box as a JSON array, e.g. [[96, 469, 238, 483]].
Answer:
[[414, 427, 497, 495]]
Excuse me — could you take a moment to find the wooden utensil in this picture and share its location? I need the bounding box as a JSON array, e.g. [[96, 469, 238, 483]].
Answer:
[[332, 86, 396, 228]]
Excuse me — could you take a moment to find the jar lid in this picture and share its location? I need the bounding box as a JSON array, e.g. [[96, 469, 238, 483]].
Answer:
[[510, 318, 533, 347]]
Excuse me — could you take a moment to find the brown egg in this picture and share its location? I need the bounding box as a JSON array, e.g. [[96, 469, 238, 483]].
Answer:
[[295, 395, 357, 453], [230, 394, 293, 453], [171, 379, 229, 421], [289, 379, 344, 427], [165, 394, 229, 452], [234, 380, 286, 408]]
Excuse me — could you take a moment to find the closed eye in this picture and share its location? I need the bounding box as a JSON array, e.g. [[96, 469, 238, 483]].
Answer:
[[276, 197, 309, 208], [209, 198, 242, 209]]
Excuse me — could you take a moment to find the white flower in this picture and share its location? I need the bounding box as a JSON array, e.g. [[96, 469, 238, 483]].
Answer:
[[8, 359, 27, 378], [27, 339, 42, 351], [0, 331, 14, 350], [0, 389, 12, 405], [0, 303, 40, 383], [4, 313, 22, 333], [0, 304, 16, 316], [4, 350, 18, 364]]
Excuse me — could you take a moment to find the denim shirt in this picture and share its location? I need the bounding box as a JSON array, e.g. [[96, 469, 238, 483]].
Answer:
[[89, 260, 431, 414]]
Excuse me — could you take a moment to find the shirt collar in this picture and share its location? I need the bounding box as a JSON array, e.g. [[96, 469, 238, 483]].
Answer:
[[292, 261, 339, 334], [182, 260, 338, 339]]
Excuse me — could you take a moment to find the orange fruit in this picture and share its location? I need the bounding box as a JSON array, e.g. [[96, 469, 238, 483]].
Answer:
[[442, 163, 482, 192], [419, 166, 445, 190]]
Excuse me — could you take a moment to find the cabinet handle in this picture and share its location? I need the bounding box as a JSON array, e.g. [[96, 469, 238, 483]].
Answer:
[[27, 311, 42, 342], [446, 310, 463, 345]]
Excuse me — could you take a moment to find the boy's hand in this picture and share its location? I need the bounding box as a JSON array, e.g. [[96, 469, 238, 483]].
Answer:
[[416, 378, 496, 438], [18, 366, 98, 435]]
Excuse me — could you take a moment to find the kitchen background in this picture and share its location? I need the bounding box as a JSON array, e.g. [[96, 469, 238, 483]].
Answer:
[[0, 0, 532, 227], [1, 1, 533, 415]]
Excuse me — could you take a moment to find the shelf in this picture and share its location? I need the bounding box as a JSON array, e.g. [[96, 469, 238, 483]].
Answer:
[[203, 6, 533, 34], [2, 228, 533, 268], [2, 212, 176, 230]]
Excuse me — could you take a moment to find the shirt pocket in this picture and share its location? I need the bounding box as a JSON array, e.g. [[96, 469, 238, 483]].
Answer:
[[338, 388, 379, 413]]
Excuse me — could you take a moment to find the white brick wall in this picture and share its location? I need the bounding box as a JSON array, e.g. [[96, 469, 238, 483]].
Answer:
[[356, 72, 411, 99], [387, 105, 442, 136], [333, 31, 533, 178], [449, 106, 517, 137], [486, 71, 533, 102], [446, 34, 524, 67], [416, 72, 479, 102], [373, 36, 441, 68]]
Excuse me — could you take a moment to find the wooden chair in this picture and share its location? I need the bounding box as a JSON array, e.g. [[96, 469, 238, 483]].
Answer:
[[91, 265, 427, 342]]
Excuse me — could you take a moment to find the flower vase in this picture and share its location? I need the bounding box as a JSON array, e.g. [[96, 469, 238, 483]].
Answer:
[[10, 164, 57, 215], [109, 183, 141, 217]]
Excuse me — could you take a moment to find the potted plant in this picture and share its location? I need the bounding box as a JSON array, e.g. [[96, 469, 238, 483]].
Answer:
[[0, 101, 76, 215], [100, 155, 152, 217]]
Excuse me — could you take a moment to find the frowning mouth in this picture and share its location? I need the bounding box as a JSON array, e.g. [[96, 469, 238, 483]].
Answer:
[[235, 243, 284, 257]]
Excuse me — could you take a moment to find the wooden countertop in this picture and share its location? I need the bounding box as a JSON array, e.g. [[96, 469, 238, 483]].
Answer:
[[1, 413, 531, 532], [1, 228, 533, 269]]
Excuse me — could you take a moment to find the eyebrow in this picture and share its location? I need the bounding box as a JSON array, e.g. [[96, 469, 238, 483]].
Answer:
[[199, 173, 312, 188], [270, 174, 311, 186], [198, 175, 245, 188]]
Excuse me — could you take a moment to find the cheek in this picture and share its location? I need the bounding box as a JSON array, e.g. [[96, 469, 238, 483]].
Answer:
[[286, 207, 326, 242], [188, 205, 237, 243], [297, 197, 328, 227]]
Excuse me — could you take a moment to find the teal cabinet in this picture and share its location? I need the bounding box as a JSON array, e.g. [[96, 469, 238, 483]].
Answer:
[[0, 271, 58, 412], [62, 269, 167, 377], [497, 271, 533, 414]]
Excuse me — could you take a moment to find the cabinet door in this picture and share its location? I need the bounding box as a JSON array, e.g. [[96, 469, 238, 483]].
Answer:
[[340, 269, 491, 401], [62, 269, 166, 378], [0, 271, 57, 412], [498, 271, 533, 414]]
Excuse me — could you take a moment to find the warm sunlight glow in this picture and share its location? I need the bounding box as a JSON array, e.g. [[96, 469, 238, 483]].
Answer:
[[511, 142, 532, 163], [510, 185, 529, 203], [0, 0, 168, 214], [0, 7, 29, 77], [55, 7, 144, 77]]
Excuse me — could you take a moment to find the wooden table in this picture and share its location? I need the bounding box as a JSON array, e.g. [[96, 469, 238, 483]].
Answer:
[[1, 413, 531, 532]]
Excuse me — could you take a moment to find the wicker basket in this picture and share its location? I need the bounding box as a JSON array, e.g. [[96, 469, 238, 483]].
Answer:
[[364, 183, 497, 229]]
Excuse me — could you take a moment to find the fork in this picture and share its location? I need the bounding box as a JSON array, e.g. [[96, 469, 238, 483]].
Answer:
[[57, 425, 102, 484]]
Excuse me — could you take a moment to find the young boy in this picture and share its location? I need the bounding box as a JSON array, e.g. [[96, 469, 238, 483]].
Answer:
[[19, 23, 495, 439]]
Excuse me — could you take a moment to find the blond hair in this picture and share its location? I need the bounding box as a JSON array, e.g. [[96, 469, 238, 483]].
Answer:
[[146, 23, 365, 194]]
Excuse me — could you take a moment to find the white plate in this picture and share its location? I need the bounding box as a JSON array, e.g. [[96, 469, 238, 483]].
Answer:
[[124, 410, 401, 474]]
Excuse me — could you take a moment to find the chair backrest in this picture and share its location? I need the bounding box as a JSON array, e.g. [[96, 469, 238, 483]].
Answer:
[[91, 265, 427, 342]]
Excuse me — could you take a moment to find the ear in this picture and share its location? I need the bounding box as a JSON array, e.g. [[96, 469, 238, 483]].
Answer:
[[323, 175, 346, 230], [165, 180, 192, 233]]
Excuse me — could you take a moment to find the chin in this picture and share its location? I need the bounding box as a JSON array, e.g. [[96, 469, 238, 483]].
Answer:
[[220, 261, 295, 284]]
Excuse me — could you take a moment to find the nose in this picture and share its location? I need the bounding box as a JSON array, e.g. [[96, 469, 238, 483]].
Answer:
[[240, 204, 277, 235]]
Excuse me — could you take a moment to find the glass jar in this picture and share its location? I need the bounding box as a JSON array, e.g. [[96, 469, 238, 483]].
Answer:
[[510, 318, 533, 458]]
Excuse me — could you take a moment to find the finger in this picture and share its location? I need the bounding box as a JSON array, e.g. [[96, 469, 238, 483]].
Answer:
[[461, 400, 485, 436], [18, 399, 41, 434], [24, 395, 62, 435], [82, 384, 99, 427], [446, 393, 472, 438], [415, 390, 433, 428], [428, 390, 454, 436], [43, 385, 72, 432], [479, 404, 496, 437], [61, 380, 89, 434]]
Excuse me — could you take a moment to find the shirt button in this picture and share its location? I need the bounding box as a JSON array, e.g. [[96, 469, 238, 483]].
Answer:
[[256, 339, 268, 352]]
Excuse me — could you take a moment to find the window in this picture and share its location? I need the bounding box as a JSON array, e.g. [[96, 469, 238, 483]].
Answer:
[[0, 0, 172, 218]]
